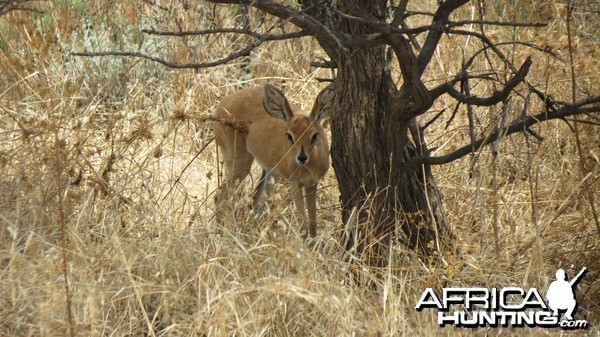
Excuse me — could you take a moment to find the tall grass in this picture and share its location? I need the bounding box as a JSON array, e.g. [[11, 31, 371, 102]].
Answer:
[[0, 0, 598, 336]]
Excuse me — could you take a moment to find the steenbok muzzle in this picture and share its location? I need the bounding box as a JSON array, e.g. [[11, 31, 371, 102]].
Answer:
[[213, 84, 333, 238]]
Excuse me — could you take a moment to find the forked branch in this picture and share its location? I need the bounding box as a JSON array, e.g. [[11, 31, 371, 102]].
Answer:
[[433, 57, 532, 106], [405, 96, 600, 168], [206, 0, 346, 57]]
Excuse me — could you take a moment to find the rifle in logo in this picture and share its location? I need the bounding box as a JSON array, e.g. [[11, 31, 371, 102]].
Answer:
[[546, 267, 587, 321]]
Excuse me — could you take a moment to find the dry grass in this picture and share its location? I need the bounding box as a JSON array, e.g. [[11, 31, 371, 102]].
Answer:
[[0, 0, 598, 336]]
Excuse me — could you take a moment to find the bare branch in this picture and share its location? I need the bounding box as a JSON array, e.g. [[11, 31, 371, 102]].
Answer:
[[564, 118, 600, 127], [422, 108, 446, 130], [72, 25, 308, 70], [334, 11, 545, 40], [405, 10, 435, 18], [72, 39, 263, 69], [438, 57, 532, 106], [417, 0, 469, 74], [429, 36, 557, 103], [449, 20, 547, 28], [390, 0, 409, 27], [525, 126, 544, 141], [141, 27, 309, 40], [202, 0, 245, 3], [404, 96, 600, 168], [142, 0, 170, 12], [207, 0, 346, 58], [310, 60, 336, 69], [448, 27, 566, 112], [449, 28, 518, 72], [0, 0, 43, 15]]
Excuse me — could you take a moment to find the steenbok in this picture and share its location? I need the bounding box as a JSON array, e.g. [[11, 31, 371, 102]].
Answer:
[[213, 84, 333, 238]]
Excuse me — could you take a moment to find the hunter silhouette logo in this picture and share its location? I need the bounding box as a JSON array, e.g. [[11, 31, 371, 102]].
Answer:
[[415, 267, 589, 329], [546, 267, 587, 321]]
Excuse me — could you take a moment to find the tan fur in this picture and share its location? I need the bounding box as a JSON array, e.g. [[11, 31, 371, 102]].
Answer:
[[213, 84, 333, 238]]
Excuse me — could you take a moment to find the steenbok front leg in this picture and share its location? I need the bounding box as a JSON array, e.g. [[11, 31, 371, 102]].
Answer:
[[304, 185, 318, 238], [292, 184, 309, 237]]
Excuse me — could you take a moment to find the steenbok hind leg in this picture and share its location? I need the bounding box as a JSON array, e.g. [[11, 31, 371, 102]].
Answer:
[[252, 170, 274, 214], [215, 149, 253, 220]]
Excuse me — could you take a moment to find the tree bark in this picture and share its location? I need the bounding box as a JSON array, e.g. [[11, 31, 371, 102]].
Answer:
[[332, 46, 396, 267], [329, 0, 452, 268]]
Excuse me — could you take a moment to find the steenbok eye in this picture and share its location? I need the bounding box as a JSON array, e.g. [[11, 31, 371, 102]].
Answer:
[[286, 132, 294, 144], [310, 132, 318, 144]]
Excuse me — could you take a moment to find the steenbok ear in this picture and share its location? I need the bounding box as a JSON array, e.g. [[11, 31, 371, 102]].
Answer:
[[310, 85, 334, 121], [263, 84, 294, 121]]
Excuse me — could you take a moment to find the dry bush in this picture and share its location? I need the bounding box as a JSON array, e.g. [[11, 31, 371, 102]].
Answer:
[[0, 0, 598, 336]]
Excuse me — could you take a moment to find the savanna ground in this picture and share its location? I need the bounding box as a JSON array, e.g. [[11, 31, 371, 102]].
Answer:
[[0, 0, 598, 336]]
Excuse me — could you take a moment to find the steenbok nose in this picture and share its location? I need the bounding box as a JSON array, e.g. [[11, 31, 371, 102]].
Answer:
[[213, 84, 333, 238]]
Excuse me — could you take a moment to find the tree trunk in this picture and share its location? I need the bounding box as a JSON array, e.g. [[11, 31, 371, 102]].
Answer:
[[329, 0, 453, 268]]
